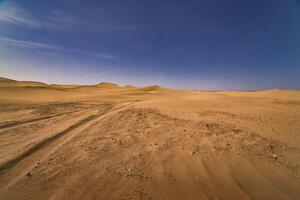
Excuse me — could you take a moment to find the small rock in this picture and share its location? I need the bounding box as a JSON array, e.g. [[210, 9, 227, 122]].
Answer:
[[271, 154, 281, 160], [190, 151, 195, 155], [26, 172, 32, 177]]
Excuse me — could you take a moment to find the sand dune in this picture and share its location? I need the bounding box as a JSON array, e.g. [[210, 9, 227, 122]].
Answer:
[[0, 78, 299, 200], [95, 82, 121, 89], [123, 85, 139, 90], [0, 77, 48, 87], [139, 85, 169, 92]]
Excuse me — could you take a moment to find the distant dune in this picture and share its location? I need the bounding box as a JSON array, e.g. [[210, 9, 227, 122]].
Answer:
[[0, 77, 48, 87], [0, 77, 16, 82], [139, 85, 170, 92], [123, 85, 139, 89], [95, 82, 120, 89], [49, 84, 81, 89]]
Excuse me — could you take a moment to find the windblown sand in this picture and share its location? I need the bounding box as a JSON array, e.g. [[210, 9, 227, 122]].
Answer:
[[0, 79, 300, 200]]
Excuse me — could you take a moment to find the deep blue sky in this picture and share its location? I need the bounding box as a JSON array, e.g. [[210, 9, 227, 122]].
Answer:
[[0, 0, 299, 89]]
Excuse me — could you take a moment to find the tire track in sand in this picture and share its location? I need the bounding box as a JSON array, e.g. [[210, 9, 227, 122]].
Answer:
[[0, 105, 102, 132], [0, 102, 135, 172]]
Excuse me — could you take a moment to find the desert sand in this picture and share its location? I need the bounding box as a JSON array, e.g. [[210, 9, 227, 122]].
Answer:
[[0, 77, 300, 200]]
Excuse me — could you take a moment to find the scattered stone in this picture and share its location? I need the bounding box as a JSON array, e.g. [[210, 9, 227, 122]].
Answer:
[[271, 154, 281, 160], [154, 143, 158, 146], [190, 151, 195, 155], [26, 172, 32, 177]]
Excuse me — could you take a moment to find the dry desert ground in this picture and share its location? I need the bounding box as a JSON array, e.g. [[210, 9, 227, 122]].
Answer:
[[0, 77, 300, 200]]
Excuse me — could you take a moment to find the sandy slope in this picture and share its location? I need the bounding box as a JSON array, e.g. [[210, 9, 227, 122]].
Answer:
[[0, 79, 300, 200]]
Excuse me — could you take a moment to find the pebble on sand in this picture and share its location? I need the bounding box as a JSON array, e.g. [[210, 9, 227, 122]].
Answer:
[[271, 154, 281, 160]]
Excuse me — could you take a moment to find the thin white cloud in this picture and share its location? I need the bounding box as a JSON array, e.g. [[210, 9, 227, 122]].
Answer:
[[0, 4, 85, 31], [68, 49, 118, 59], [0, 3, 137, 33], [0, 36, 57, 49], [47, 11, 137, 32], [0, 4, 41, 27], [0, 36, 117, 60]]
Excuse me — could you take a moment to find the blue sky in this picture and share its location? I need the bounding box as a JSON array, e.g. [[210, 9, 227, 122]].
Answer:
[[0, 0, 299, 90]]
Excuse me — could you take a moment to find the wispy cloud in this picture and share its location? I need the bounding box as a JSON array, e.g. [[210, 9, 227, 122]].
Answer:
[[0, 37, 57, 49], [0, 4, 41, 27], [0, 3, 89, 31], [0, 3, 137, 32], [46, 11, 137, 32], [0, 3, 120, 60], [68, 49, 118, 60], [0, 36, 117, 60]]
